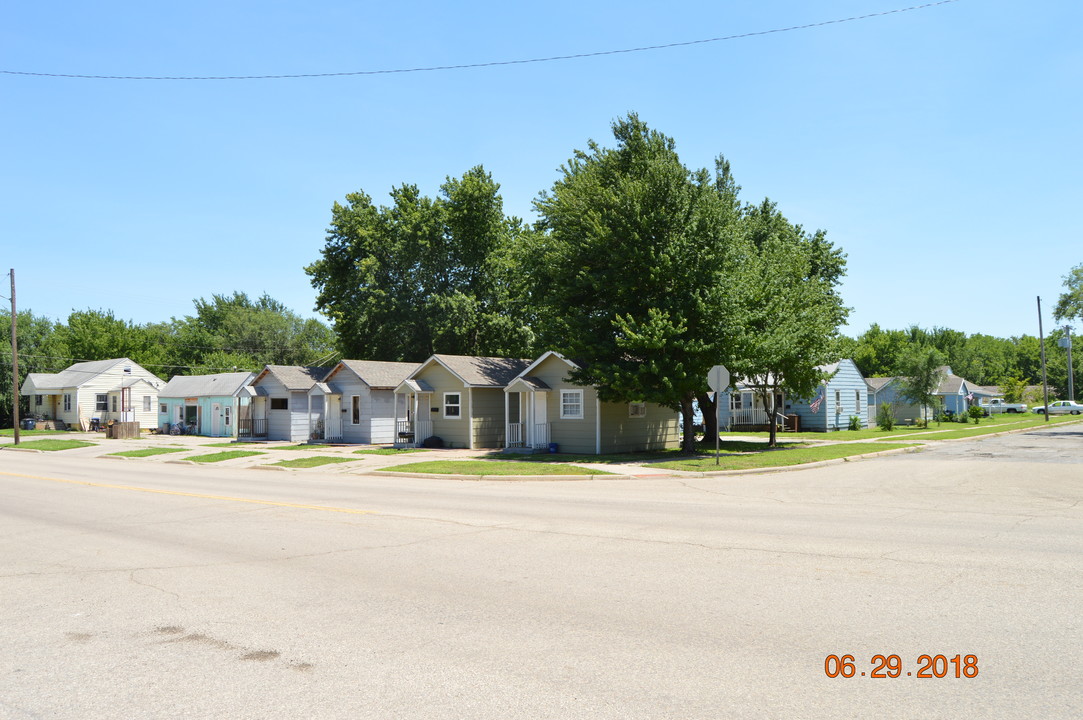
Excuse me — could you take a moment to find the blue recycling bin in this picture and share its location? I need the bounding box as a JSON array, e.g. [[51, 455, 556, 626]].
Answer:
[[548, 442, 558, 454], [22, 418, 36, 430]]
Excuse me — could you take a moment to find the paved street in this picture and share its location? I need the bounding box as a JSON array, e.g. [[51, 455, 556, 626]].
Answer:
[[1, 424, 1081, 719]]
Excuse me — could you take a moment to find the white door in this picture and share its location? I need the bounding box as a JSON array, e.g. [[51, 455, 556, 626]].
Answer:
[[211, 403, 222, 436]]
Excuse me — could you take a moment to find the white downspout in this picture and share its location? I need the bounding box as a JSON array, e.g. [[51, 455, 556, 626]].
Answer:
[[467, 387, 474, 450], [595, 395, 601, 455]]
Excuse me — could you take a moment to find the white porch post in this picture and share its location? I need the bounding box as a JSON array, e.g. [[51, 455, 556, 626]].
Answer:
[[467, 387, 474, 450], [504, 390, 510, 449], [307, 393, 313, 441]]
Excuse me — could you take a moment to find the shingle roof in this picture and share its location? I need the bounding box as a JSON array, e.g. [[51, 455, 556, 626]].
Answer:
[[865, 376, 896, 392], [159, 372, 256, 398], [24, 358, 127, 390], [433, 354, 533, 387], [256, 365, 331, 391], [333, 360, 420, 389]]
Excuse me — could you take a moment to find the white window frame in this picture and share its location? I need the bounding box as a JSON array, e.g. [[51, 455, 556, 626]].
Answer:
[[160, 404, 167, 414], [143, 396, 152, 412], [854, 390, 861, 414], [443, 392, 462, 419], [629, 402, 646, 418], [35, 395, 43, 407], [835, 389, 842, 413], [225, 406, 231, 426], [560, 389, 584, 420], [63, 394, 72, 412], [96, 394, 108, 411], [351, 395, 361, 425], [270, 397, 288, 410]]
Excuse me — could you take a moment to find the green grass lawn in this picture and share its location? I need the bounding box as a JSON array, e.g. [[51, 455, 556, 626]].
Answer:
[[269, 456, 356, 469], [202, 442, 240, 448], [873, 413, 1081, 442], [388, 460, 613, 476], [269, 444, 337, 451], [186, 450, 266, 463], [5, 439, 96, 451], [107, 448, 189, 458], [486, 440, 806, 465], [0, 428, 73, 437], [354, 447, 425, 455], [651, 443, 918, 472], [727, 412, 1073, 442]]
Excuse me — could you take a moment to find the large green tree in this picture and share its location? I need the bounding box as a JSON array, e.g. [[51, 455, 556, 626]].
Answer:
[[306, 166, 533, 361], [168, 292, 335, 373], [726, 199, 849, 447], [528, 114, 744, 451], [897, 345, 947, 424], [0, 310, 68, 427], [1052, 263, 1083, 324]]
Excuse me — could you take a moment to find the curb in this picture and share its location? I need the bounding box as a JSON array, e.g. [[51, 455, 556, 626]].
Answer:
[[922, 417, 1083, 444], [102, 455, 131, 461], [367, 470, 625, 481], [0, 447, 43, 453], [251, 464, 287, 472], [674, 445, 924, 477]]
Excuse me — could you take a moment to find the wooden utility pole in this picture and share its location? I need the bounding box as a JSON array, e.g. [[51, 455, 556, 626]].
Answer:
[[9, 269, 19, 445], [1037, 296, 1049, 422]]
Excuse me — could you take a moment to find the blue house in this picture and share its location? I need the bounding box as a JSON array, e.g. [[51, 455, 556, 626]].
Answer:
[[718, 359, 869, 432], [157, 372, 256, 437], [864, 366, 996, 425]]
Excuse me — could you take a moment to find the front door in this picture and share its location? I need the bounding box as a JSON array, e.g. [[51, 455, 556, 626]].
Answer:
[[211, 403, 222, 436]]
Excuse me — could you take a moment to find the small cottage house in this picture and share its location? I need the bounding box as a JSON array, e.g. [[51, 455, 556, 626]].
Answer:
[[157, 372, 256, 437], [20, 358, 165, 431]]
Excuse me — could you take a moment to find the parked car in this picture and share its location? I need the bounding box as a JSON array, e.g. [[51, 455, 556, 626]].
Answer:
[[980, 398, 1028, 414], [1031, 400, 1083, 415]]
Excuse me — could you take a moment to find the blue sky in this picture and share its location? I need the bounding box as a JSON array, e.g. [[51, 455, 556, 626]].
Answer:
[[3, 0, 1080, 341]]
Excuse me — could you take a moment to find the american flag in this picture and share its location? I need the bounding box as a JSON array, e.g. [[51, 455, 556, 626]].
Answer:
[[965, 392, 974, 401], [810, 387, 824, 413]]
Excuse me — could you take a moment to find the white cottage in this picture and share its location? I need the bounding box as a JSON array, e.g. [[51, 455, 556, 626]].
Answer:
[[20, 358, 165, 431], [314, 360, 419, 444], [244, 365, 331, 442]]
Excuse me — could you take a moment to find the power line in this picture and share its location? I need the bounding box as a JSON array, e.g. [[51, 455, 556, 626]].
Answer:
[[2, 1, 962, 81]]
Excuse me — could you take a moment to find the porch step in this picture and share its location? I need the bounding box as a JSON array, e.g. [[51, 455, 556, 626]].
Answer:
[[501, 447, 546, 454]]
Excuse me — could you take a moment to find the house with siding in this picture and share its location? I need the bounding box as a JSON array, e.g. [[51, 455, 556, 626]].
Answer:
[[864, 366, 996, 425], [504, 351, 681, 454], [313, 360, 419, 444], [157, 372, 256, 437], [243, 365, 331, 442], [394, 354, 532, 449], [718, 359, 868, 432], [20, 358, 165, 431]]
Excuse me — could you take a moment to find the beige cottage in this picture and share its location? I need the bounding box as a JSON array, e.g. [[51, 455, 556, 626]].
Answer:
[[20, 358, 165, 430], [505, 351, 681, 454]]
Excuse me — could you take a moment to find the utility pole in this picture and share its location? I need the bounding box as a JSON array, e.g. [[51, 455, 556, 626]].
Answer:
[[1063, 326, 1075, 402], [9, 269, 19, 445], [1037, 296, 1049, 422]]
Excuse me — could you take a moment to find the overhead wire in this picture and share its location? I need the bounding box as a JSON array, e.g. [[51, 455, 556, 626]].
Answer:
[[1, 1, 962, 81]]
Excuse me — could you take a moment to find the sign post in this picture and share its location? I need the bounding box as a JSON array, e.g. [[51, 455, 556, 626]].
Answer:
[[707, 365, 730, 466]]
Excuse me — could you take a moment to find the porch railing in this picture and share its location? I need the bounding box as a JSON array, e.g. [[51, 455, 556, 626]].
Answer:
[[728, 408, 769, 427], [507, 422, 524, 448], [395, 419, 433, 448], [532, 423, 551, 449], [238, 418, 267, 438]]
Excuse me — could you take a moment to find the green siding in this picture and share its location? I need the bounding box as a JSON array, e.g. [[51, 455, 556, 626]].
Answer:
[[414, 363, 470, 449], [599, 401, 681, 453]]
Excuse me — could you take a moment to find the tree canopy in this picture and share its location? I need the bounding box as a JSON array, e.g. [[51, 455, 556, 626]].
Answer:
[[306, 166, 533, 362], [527, 114, 745, 450]]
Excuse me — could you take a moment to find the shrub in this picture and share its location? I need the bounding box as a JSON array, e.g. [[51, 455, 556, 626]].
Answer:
[[848, 415, 862, 431], [968, 405, 985, 424], [876, 403, 894, 431]]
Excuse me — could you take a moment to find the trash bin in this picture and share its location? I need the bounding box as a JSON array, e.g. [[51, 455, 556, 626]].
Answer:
[[22, 417, 36, 430], [548, 442, 559, 454]]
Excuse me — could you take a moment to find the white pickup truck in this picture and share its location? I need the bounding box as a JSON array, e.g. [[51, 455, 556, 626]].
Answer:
[[981, 398, 1028, 414]]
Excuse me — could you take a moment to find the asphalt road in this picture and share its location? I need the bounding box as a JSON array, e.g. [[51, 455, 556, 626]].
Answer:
[[1, 423, 1081, 719]]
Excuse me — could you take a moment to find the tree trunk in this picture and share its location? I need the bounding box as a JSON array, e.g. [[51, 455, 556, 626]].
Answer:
[[766, 393, 778, 448], [680, 394, 697, 453], [696, 392, 717, 444]]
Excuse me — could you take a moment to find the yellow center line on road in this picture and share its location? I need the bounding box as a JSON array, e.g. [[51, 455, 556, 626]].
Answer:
[[0, 470, 378, 517]]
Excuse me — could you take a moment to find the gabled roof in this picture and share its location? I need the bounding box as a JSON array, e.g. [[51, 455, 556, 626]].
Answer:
[[159, 372, 256, 399], [23, 358, 132, 391], [426, 354, 533, 388], [865, 376, 896, 392], [513, 350, 579, 381], [251, 365, 330, 391], [326, 359, 419, 389]]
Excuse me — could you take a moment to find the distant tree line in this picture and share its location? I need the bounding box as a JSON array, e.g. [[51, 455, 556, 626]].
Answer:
[[1, 292, 335, 427]]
